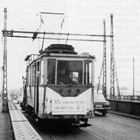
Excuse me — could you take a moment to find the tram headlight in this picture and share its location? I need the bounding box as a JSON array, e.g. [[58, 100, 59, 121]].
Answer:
[[59, 89, 63, 93], [76, 89, 80, 93]]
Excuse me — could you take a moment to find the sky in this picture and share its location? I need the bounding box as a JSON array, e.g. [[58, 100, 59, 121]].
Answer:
[[0, 0, 140, 94]]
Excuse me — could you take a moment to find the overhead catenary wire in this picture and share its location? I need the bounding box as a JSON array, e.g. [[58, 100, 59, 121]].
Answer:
[[40, 12, 65, 15], [2, 30, 113, 38], [5, 34, 105, 42]]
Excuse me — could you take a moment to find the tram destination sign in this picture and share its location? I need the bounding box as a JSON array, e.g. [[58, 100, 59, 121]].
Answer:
[[52, 98, 86, 115]]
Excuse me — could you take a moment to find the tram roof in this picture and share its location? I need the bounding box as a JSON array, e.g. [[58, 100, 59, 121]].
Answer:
[[24, 44, 95, 65], [39, 44, 77, 54]]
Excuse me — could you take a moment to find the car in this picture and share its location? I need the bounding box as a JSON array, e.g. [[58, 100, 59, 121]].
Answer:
[[94, 91, 110, 116]]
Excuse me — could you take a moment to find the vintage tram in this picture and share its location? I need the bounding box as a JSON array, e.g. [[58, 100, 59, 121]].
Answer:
[[22, 44, 95, 125]]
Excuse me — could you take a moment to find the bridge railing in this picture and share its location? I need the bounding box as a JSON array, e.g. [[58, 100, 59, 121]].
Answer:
[[107, 97, 140, 117], [110, 95, 140, 102]]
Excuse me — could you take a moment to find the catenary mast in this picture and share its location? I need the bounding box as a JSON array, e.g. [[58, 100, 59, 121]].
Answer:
[[102, 19, 107, 98], [2, 8, 8, 112]]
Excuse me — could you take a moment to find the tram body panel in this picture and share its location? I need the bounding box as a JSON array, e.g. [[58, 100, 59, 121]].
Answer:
[[36, 87, 93, 118]]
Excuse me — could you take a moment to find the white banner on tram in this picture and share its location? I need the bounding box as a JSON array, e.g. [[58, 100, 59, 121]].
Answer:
[[52, 98, 87, 115]]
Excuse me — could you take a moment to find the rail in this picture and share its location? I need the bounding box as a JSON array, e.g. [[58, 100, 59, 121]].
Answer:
[[8, 99, 43, 140]]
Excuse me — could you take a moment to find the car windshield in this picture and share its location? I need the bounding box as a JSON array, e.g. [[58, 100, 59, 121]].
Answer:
[[94, 93, 106, 101]]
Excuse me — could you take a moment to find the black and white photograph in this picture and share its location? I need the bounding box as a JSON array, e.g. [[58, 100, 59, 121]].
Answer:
[[0, 0, 140, 140]]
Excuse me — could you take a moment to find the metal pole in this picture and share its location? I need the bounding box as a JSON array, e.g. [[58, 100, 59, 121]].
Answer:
[[103, 19, 107, 98], [110, 14, 115, 98], [2, 8, 8, 112]]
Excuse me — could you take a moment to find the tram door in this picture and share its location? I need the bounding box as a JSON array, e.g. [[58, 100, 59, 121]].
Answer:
[[34, 61, 40, 115]]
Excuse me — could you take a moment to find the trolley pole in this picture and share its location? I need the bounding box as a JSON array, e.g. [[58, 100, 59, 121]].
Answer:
[[2, 8, 8, 112]]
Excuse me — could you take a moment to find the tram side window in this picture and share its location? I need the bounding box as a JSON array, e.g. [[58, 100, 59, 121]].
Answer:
[[27, 69, 30, 86], [32, 65, 36, 86], [84, 60, 92, 85], [47, 59, 55, 84], [29, 67, 31, 86], [37, 62, 41, 84], [27, 65, 35, 86], [27, 66, 32, 86], [40, 61, 44, 84]]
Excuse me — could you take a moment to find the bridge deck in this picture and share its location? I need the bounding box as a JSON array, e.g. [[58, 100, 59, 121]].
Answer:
[[8, 100, 43, 140]]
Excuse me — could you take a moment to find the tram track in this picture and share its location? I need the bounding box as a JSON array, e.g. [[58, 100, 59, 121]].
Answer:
[[21, 109, 104, 140], [40, 123, 105, 140], [80, 127, 105, 140]]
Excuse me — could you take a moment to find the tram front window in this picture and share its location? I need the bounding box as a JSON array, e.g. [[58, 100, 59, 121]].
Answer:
[[57, 60, 83, 85]]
